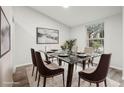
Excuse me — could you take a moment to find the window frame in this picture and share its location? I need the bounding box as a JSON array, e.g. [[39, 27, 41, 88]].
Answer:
[[86, 22, 104, 53]]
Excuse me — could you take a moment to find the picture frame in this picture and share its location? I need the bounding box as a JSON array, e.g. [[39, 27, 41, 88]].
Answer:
[[0, 7, 11, 57], [36, 27, 59, 44]]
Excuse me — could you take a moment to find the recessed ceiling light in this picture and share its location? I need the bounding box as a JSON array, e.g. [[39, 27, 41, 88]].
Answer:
[[63, 6, 69, 8]]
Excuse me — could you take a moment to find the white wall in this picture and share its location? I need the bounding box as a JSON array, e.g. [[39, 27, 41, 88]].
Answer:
[[104, 14, 122, 69], [71, 14, 122, 70], [122, 7, 124, 80], [70, 25, 87, 51], [0, 6, 14, 86], [13, 7, 70, 67]]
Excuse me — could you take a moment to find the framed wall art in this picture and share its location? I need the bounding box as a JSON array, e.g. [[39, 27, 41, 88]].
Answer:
[[36, 27, 59, 44], [0, 7, 11, 57]]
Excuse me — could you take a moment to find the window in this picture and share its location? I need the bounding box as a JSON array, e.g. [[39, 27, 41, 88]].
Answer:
[[86, 23, 104, 53]]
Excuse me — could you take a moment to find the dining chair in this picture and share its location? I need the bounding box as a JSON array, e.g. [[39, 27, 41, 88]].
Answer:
[[78, 54, 111, 87], [35, 51, 65, 87], [45, 52, 63, 66], [75, 47, 94, 71], [31, 48, 38, 81], [45, 49, 58, 63], [84, 47, 94, 67]]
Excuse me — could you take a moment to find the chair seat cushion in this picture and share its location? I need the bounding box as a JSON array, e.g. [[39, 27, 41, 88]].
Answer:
[[83, 67, 96, 73], [45, 63, 59, 69]]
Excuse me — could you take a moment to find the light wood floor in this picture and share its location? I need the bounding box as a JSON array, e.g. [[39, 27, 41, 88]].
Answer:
[[12, 63, 124, 87]]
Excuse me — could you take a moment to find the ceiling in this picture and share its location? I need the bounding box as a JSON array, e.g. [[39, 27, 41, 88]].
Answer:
[[30, 6, 122, 27]]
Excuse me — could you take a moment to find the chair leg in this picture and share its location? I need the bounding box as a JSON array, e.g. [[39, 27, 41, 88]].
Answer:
[[35, 67, 38, 81], [96, 83, 99, 87], [58, 59, 62, 66], [88, 59, 90, 68], [104, 79, 107, 87], [91, 58, 94, 66], [32, 65, 35, 76], [37, 74, 40, 87], [78, 76, 80, 87], [43, 77, 46, 87], [90, 82, 91, 86], [62, 73, 65, 87], [82, 60, 86, 70]]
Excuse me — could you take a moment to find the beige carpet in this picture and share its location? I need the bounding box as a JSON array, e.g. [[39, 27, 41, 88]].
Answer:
[[26, 63, 120, 87]]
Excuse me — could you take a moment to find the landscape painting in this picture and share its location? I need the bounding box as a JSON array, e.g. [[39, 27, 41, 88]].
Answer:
[[36, 27, 59, 44], [0, 7, 11, 57]]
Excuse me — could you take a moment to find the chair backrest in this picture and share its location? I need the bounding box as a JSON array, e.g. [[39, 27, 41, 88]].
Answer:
[[35, 51, 51, 76], [93, 54, 111, 80], [31, 48, 37, 66], [84, 47, 94, 54]]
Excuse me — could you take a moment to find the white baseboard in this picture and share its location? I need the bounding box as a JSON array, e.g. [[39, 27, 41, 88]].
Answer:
[[13, 63, 32, 74], [110, 66, 122, 71], [94, 62, 122, 71], [15, 63, 32, 68]]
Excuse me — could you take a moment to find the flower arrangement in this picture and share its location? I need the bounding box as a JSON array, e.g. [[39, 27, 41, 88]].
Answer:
[[61, 39, 77, 54]]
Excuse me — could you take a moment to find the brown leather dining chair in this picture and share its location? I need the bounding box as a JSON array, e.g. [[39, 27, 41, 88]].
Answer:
[[78, 54, 111, 87], [31, 48, 38, 81], [35, 51, 65, 87]]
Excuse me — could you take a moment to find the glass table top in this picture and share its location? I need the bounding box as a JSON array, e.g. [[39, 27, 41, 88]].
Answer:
[[39, 50, 101, 64]]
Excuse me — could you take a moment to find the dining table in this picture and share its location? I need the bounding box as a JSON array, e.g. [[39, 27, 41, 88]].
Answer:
[[39, 50, 101, 87]]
